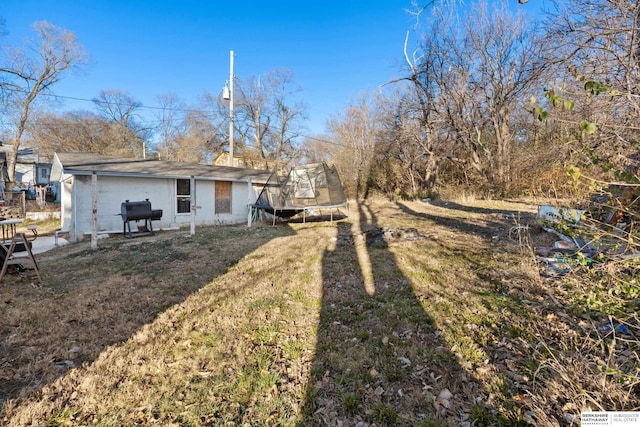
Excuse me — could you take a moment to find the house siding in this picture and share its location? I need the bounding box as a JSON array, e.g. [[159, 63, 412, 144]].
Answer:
[[62, 174, 259, 241], [52, 152, 269, 241]]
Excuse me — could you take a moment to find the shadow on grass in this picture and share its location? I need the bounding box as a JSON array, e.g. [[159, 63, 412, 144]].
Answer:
[[396, 200, 532, 240], [300, 201, 463, 425], [0, 224, 296, 412], [286, 213, 349, 225], [427, 199, 538, 217], [394, 200, 542, 425]]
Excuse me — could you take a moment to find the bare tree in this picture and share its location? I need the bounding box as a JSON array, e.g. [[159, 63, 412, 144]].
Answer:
[[327, 95, 380, 199], [154, 93, 188, 161], [29, 110, 114, 155], [199, 90, 235, 162], [413, 0, 547, 193], [544, 0, 640, 175], [234, 69, 306, 170], [172, 110, 221, 163], [0, 21, 87, 181], [374, 89, 442, 198], [387, 12, 453, 197], [266, 70, 307, 169], [92, 89, 149, 157], [298, 134, 335, 165], [236, 74, 270, 168]]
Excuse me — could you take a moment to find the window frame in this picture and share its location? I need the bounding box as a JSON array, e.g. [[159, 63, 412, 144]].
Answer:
[[176, 178, 191, 214]]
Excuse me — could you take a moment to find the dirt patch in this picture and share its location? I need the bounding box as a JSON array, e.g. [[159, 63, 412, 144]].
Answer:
[[337, 226, 427, 246]]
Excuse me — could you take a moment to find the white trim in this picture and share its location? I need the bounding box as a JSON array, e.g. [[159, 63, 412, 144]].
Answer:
[[60, 170, 267, 184]]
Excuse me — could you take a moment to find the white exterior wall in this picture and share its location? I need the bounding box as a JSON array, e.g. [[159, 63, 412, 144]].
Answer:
[[174, 179, 213, 227], [63, 174, 260, 241], [15, 163, 35, 185], [72, 175, 176, 237], [60, 175, 74, 235], [169, 180, 260, 225]]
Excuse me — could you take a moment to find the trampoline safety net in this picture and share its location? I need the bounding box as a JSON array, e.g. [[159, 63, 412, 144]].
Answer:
[[254, 162, 347, 219]]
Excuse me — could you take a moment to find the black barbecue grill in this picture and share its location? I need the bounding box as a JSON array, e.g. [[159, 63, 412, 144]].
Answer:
[[120, 199, 163, 238]]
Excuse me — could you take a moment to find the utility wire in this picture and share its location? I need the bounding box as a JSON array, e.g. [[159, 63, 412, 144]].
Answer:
[[2, 86, 219, 116], [3, 86, 347, 147]]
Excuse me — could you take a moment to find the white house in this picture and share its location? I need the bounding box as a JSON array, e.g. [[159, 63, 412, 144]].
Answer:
[[0, 144, 53, 186], [13, 148, 52, 186], [50, 152, 271, 241]]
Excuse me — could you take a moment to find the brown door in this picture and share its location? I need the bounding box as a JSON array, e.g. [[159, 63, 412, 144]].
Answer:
[[215, 181, 232, 213]]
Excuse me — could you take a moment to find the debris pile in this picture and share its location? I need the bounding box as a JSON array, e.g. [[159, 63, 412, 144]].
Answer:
[[338, 227, 427, 246], [534, 201, 639, 277]]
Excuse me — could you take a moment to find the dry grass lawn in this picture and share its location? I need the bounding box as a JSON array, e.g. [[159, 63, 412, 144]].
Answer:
[[0, 198, 638, 426]]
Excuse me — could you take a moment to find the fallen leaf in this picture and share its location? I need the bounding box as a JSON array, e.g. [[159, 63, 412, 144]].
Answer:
[[442, 399, 452, 409], [439, 388, 453, 400], [512, 394, 530, 403], [398, 356, 411, 367]]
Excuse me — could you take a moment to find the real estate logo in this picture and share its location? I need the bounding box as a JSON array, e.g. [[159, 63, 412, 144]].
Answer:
[[581, 412, 639, 426]]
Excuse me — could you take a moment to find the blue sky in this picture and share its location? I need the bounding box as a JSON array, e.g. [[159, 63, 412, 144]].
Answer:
[[2, 1, 543, 137]]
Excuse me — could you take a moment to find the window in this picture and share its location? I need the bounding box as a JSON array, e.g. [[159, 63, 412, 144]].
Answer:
[[177, 179, 190, 214], [215, 181, 232, 213], [40, 168, 50, 180]]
